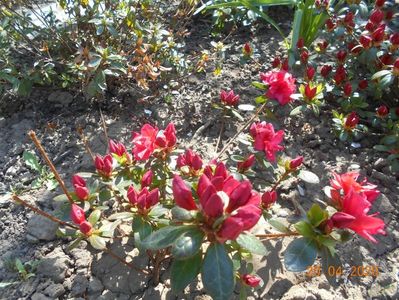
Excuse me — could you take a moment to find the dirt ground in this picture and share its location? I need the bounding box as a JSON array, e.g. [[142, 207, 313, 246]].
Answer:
[[0, 8, 398, 300]]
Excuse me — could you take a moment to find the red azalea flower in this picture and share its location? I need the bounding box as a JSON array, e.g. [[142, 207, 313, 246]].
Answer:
[[334, 65, 347, 85], [94, 154, 113, 177], [132, 124, 158, 161], [329, 189, 385, 243], [300, 50, 309, 63], [220, 89, 240, 106], [154, 123, 177, 150], [318, 40, 328, 52], [365, 21, 376, 32], [177, 149, 203, 175], [376, 105, 389, 118], [344, 112, 359, 130], [127, 186, 159, 211], [330, 171, 380, 203], [242, 274, 261, 287], [372, 25, 385, 45], [79, 221, 93, 235], [391, 33, 399, 46], [326, 18, 335, 31], [344, 12, 355, 28], [172, 167, 261, 243], [261, 190, 277, 208], [369, 9, 384, 24], [237, 154, 255, 173], [375, 0, 385, 7], [250, 122, 284, 162], [358, 79, 368, 90], [394, 58, 399, 75], [281, 58, 289, 71], [260, 70, 296, 105]]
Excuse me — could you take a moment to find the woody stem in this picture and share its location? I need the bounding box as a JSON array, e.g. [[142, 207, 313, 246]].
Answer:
[[105, 249, 150, 275], [216, 103, 267, 159], [11, 194, 78, 230], [255, 232, 299, 239], [271, 171, 289, 191], [28, 131, 74, 205]]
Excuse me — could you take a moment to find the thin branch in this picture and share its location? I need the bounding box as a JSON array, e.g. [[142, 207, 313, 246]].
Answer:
[[256, 232, 300, 239], [12, 194, 78, 230], [28, 130, 74, 204], [216, 102, 267, 159], [100, 108, 109, 144], [105, 248, 150, 275]]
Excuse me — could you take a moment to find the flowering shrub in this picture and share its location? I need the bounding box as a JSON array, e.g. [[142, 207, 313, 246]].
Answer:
[[270, 0, 399, 172], [17, 88, 387, 299]]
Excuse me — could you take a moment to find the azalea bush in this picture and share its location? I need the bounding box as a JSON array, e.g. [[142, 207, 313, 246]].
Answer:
[[269, 0, 399, 172], [0, 0, 194, 98], [13, 67, 388, 299]]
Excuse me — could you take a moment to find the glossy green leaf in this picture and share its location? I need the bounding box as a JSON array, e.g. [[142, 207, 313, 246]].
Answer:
[[298, 170, 320, 184], [133, 216, 153, 250], [284, 237, 317, 272], [236, 233, 267, 255], [202, 243, 235, 300], [142, 225, 195, 251], [88, 209, 101, 225], [172, 228, 204, 259], [171, 252, 202, 293], [307, 204, 328, 227], [23, 151, 41, 172], [88, 234, 106, 250]]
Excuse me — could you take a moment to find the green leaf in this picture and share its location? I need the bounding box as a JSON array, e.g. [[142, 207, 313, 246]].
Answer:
[[371, 70, 392, 80], [148, 205, 168, 218], [142, 225, 195, 251], [133, 216, 153, 250], [171, 207, 194, 221], [268, 218, 290, 233], [108, 212, 134, 220], [171, 252, 202, 293], [298, 170, 320, 184], [202, 243, 235, 300], [290, 105, 307, 116], [294, 221, 315, 238], [284, 237, 317, 272], [307, 204, 328, 227], [17, 78, 32, 96], [0, 281, 18, 289], [236, 233, 267, 255], [172, 228, 204, 259], [23, 151, 41, 172], [15, 259, 25, 274], [88, 210, 101, 225], [88, 234, 106, 250]]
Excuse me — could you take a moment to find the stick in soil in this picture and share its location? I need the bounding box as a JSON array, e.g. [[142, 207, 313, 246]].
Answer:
[[28, 130, 74, 204]]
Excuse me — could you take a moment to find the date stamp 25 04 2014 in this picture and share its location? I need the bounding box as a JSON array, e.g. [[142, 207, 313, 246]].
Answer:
[[306, 265, 380, 277]]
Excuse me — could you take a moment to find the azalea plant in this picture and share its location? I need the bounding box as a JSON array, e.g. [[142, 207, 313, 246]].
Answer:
[[12, 67, 388, 300]]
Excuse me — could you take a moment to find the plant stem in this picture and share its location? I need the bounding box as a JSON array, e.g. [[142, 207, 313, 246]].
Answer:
[[100, 108, 110, 144], [11, 194, 78, 230], [271, 171, 289, 191], [215, 115, 225, 152], [255, 232, 299, 239], [77, 128, 95, 161], [216, 102, 267, 159], [28, 130, 74, 205]]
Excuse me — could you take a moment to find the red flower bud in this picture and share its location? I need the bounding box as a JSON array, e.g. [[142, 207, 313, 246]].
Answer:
[[242, 274, 261, 287], [376, 105, 389, 118], [360, 35, 373, 49], [396, 107, 399, 116], [79, 221, 93, 235], [385, 10, 393, 21], [369, 9, 384, 24], [358, 79, 368, 90], [296, 37, 304, 49], [172, 175, 197, 210], [306, 66, 315, 81], [155, 123, 176, 150], [394, 58, 399, 76], [300, 50, 309, 63], [127, 186, 138, 205], [318, 40, 328, 52], [365, 22, 376, 32], [344, 12, 355, 28], [375, 0, 385, 7], [141, 170, 153, 188], [220, 90, 240, 106], [95, 154, 113, 177], [243, 42, 252, 56], [237, 154, 255, 173], [261, 190, 277, 208], [334, 65, 347, 85], [336, 50, 347, 63], [390, 33, 399, 46], [345, 112, 359, 129], [304, 84, 317, 101], [281, 58, 289, 71], [72, 175, 86, 187], [372, 25, 385, 45], [343, 82, 352, 97], [70, 204, 86, 225], [109, 139, 128, 157], [290, 156, 304, 169], [320, 64, 332, 78], [272, 56, 281, 68], [326, 18, 335, 31], [75, 186, 89, 201]]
